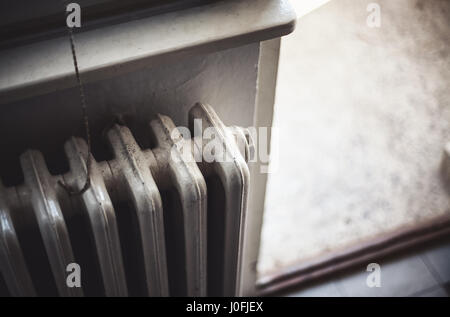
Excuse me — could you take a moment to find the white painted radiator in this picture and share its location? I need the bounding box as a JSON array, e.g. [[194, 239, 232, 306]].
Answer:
[[0, 0, 296, 297], [0, 103, 251, 297]]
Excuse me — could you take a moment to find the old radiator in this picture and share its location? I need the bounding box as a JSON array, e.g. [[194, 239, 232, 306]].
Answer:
[[0, 103, 251, 297], [0, 0, 296, 297]]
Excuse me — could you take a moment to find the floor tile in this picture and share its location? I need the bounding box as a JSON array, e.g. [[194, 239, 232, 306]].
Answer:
[[421, 240, 450, 284], [412, 286, 448, 297], [335, 255, 438, 297]]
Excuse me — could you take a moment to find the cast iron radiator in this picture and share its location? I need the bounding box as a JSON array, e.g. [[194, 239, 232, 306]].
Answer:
[[0, 103, 251, 297]]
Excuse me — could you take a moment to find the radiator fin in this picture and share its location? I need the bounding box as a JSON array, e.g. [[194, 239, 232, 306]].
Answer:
[[151, 114, 207, 297], [0, 182, 35, 296], [107, 125, 168, 296], [20, 151, 82, 297], [189, 103, 250, 296], [64, 138, 128, 296]]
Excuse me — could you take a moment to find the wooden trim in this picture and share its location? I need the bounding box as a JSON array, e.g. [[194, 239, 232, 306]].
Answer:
[[240, 38, 282, 296], [257, 214, 450, 295]]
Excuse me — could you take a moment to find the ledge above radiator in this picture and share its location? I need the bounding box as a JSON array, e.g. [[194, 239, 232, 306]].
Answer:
[[0, 0, 296, 105]]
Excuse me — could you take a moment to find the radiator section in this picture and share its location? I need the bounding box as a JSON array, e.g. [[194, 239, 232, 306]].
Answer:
[[0, 103, 250, 297]]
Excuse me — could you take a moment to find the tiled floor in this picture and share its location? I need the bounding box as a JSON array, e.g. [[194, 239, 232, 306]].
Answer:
[[286, 238, 450, 297]]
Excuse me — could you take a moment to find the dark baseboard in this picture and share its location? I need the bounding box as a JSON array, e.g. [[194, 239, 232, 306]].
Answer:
[[257, 214, 450, 296]]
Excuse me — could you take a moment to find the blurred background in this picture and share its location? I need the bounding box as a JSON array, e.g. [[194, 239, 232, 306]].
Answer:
[[258, 0, 450, 296]]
